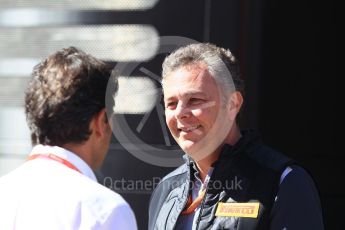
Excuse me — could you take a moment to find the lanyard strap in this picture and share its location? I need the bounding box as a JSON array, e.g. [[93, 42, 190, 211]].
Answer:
[[27, 154, 81, 174], [181, 188, 206, 215], [181, 167, 214, 215]]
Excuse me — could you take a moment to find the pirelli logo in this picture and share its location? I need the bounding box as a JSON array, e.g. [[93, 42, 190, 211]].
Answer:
[[215, 202, 260, 218]]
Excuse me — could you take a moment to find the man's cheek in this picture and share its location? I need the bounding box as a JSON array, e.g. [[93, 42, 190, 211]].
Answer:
[[165, 112, 173, 124], [165, 117, 176, 132], [191, 108, 203, 116]]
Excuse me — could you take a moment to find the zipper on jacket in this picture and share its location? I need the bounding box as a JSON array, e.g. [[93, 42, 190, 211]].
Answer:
[[195, 164, 219, 229], [171, 170, 191, 230], [194, 181, 209, 229]]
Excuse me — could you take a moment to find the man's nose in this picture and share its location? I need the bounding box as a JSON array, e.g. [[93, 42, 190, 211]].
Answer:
[[175, 103, 191, 119]]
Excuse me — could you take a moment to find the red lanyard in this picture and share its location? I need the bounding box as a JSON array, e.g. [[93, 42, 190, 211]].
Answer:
[[181, 188, 206, 215], [181, 167, 214, 215], [27, 154, 81, 174]]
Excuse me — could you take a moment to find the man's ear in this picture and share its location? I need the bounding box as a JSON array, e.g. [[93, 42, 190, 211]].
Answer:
[[227, 91, 243, 121], [92, 108, 109, 138]]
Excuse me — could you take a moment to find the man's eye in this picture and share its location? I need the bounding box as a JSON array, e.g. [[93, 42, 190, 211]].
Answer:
[[166, 102, 177, 109], [189, 98, 204, 105]]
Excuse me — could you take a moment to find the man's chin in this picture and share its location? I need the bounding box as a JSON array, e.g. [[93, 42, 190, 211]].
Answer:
[[179, 140, 199, 154], [180, 141, 207, 161], [179, 137, 223, 162]]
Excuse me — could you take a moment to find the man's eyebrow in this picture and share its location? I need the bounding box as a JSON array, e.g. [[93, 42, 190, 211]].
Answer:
[[164, 91, 206, 101]]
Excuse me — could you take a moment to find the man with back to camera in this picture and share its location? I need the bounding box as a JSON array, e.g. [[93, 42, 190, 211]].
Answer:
[[0, 47, 137, 229], [148, 43, 324, 229]]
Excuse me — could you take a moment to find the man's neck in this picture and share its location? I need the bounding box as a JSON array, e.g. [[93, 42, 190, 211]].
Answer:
[[195, 153, 219, 182], [62, 143, 95, 170], [195, 125, 242, 182]]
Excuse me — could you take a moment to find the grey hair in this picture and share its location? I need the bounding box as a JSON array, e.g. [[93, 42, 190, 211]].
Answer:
[[161, 43, 244, 99]]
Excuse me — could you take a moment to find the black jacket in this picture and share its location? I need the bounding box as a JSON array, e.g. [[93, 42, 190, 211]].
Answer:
[[149, 131, 309, 230]]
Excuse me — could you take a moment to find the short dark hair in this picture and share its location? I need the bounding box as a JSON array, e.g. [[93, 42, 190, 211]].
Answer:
[[25, 47, 118, 146]]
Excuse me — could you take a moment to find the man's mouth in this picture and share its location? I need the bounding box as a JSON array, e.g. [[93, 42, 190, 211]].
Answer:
[[178, 125, 202, 133]]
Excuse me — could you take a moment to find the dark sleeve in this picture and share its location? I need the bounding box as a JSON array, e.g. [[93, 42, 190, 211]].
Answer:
[[270, 165, 324, 230]]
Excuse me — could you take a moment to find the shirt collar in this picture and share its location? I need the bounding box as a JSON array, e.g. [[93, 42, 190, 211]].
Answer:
[[29, 144, 97, 182]]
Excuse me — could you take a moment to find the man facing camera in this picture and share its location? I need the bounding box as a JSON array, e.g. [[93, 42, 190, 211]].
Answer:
[[0, 47, 137, 230], [149, 43, 323, 230]]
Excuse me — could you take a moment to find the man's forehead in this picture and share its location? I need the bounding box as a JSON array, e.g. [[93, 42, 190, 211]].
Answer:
[[163, 65, 212, 86], [163, 69, 219, 100], [175, 64, 209, 78]]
